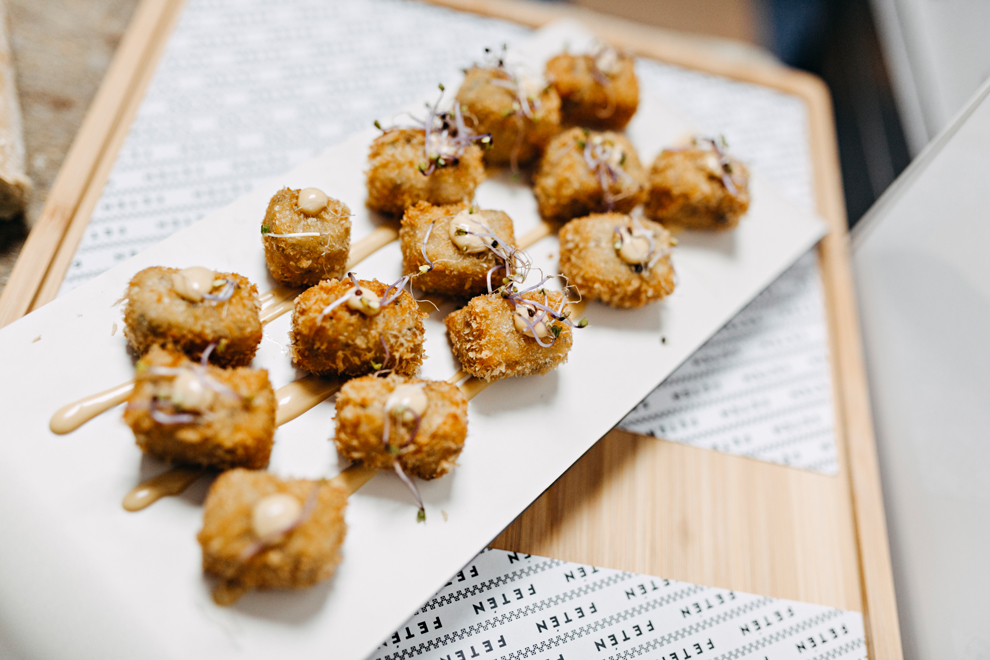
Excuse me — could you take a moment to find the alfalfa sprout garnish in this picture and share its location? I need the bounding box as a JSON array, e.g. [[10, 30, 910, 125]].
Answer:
[[374, 84, 492, 177], [135, 342, 242, 425], [580, 130, 635, 209], [494, 274, 588, 348]]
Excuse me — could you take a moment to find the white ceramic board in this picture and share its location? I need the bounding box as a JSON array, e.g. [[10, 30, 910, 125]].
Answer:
[[0, 21, 826, 660]]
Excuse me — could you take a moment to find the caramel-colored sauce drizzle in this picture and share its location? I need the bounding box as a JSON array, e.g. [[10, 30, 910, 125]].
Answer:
[[122, 466, 207, 512], [50, 380, 135, 435], [274, 375, 342, 427]]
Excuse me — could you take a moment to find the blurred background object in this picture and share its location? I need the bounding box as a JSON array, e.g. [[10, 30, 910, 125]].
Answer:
[[0, 0, 31, 221], [0, 0, 986, 287]]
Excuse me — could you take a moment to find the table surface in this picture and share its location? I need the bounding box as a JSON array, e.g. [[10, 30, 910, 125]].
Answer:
[[0, 0, 138, 293], [0, 1, 902, 657]]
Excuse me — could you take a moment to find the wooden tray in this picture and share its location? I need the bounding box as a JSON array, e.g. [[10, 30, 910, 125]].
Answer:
[[0, 1, 903, 657]]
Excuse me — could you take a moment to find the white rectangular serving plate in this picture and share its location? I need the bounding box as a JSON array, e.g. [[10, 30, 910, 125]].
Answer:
[[0, 20, 826, 660]]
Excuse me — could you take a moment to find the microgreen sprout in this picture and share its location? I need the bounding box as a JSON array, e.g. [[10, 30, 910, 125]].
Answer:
[[202, 278, 236, 303], [379, 383, 428, 522], [385, 84, 492, 178], [669, 136, 740, 194], [137, 342, 242, 425], [581, 133, 636, 210], [612, 216, 671, 273], [495, 274, 588, 348]]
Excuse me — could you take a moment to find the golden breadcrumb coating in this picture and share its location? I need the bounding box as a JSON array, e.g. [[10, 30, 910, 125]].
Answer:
[[366, 128, 485, 216], [559, 213, 676, 308], [123, 347, 276, 469], [123, 266, 262, 368], [399, 201, 517, 298], [455, 66, 561, 168], [198, 469, 347, 598], [545, 51, 639, 130], [334, 374, 468, 480], [644, 146, 750, 230], [290, 277, 427, 378], [533, 127, 647, 223], [445, 289, 573, 382], [261, 187, 351, 287]]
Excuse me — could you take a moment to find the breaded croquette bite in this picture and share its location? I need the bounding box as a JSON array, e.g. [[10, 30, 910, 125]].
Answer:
[[198, 468, 347, 602], [534, 127, 647, 223], [290, 275, 427, 378], [445, 288, 577, 381], [645, 137, 750, 231], [545, 43, 639, 130], [399, 201, 519, 298], [261, 187, 351, 287], [334, 374, 468, 480], [123, 266, 262, 368], [559, 213, 676, 308], [123, 346, 276, 469], [455, 65, 561, 168], [366, 92, 492, 217]]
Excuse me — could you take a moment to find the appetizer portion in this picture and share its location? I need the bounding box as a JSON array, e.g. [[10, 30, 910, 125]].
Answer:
[[334, 374, 467, 480], [123, 346, 276, 470], [199, 468, 347, 604], [534, 127, 647, 223], [123, 266, 262, 368], [455, 56, 561, 169], [559, 213, 676, 309], [366, 88, 489, 216], [290, 274, 427, 378], [261, 186, 352, 287], [645, 136, 750, 230], [545, 41, 639, 130], [399, 201, 525, 298], [445, 281, 583, 382]]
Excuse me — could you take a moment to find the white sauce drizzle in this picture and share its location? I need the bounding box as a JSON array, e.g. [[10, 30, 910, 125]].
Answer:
[[385, 383, 428, 422], [171, 266, 219, 303], [297, 188, 329, 216], [170, 370, 215, 412], [513, 302, 550, 340], [614, 226, 652, 265], [448, 210, 492, 254], [345, 287, 381, 315], [252, 493, 302, 539]]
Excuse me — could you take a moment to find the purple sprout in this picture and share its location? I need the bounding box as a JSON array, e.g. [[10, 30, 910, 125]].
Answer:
[[496, 274, 588, 349], [580, 132, 636, 210], [377, 85, 492, 178], [203, 278, 236, 303]]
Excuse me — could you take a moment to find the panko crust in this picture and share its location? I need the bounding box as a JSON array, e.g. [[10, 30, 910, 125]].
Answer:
[[455, 66, 561, 168], [334, 374, 468, 480], [261, 187, 352, 287], [198, 469, 348, 593], [123, 347, 277, 469], [545, 52, 639, 130], [122, 266, 262, 368], [366, 128, 485, 216], [644, 147, 750, 230], [399, 201, 517, 298], [533, 128, 647, 223], [445, 290, 573, 382], [559, 213, 676, 308], [290, 278, 427, 378]]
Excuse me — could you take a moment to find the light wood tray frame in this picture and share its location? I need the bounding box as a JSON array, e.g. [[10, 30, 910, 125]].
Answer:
[[0, 1, 903, 657]]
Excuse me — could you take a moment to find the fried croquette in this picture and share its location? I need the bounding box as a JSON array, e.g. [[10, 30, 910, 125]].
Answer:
[[290, 277, 426, 378], [644, 142, 750, 230], [559, 213, 676, 308], [334, 374, 468, 480], [365, 128, 485, 216], [198, 469, 347, 600], [123, 266, 262, 368], [455, 66, 561, 168], [533, 127, 647, 223], [545, 47, 639, 130], [261, 187, 351, 287], [123, 346, 276, 469], [445, 289, 573, 381], [399, 201, 517, 298]]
